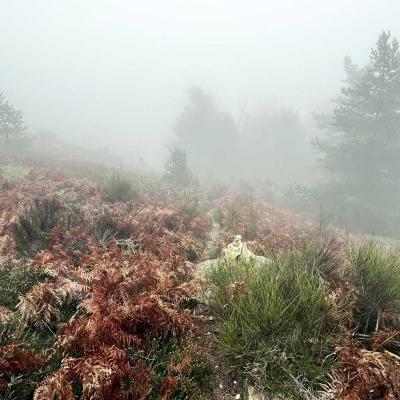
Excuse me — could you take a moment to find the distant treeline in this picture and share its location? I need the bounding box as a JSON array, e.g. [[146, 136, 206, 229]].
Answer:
[[171, 31, 400, 238]]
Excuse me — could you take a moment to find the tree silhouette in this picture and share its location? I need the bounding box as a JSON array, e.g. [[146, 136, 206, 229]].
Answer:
[[0, 92, 25, 142]]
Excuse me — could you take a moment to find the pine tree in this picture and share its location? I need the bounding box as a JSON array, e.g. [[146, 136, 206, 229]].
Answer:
[[320, 31, 400, 182], [163, 146, 194, 187], [0, 92, 25, 143], [315, 31, 400, 235]]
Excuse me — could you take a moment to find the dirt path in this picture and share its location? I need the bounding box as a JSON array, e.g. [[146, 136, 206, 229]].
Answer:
[[201, 220, 221, 260], [194, 216, 244, 400]]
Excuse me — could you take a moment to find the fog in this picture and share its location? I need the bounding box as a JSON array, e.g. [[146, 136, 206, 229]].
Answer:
[[4, 4, 400, 396], [1, 0, 399, 172]]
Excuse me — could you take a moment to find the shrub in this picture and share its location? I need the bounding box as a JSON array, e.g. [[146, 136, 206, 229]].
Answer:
[[163, 146, 194, 188], [222, 195, 260, 240], [289, 184, 400, 238], [205, 241, 344, 398], [349, 241, 400, 333], [102, 171, 135, 202], [205, 179, 228, 201]]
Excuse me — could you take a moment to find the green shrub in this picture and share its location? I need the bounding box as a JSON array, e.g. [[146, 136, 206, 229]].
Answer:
[[102, 171, 135, 202], [205, 241, 344, 398], [205, 179, 228, 201], [163, 146, 194, 188], [92, 208, 135, 245], [243, 206, 259, 241], [349, 241, 400, 333]]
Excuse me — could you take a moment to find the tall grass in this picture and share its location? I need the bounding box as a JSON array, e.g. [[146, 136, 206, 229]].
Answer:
[[205, 240, 344, 399], [349, 241, 400, 333]]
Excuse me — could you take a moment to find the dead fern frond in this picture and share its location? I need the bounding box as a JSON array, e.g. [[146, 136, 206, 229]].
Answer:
[[0, 343, 44, 391]]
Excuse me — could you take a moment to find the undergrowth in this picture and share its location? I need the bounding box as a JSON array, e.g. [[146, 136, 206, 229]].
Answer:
[[131, 339, 212, 400], [3, 163, 400, 400]]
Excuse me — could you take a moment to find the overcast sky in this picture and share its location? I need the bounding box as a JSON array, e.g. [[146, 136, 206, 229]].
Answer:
[[1, 0, 399, 167]]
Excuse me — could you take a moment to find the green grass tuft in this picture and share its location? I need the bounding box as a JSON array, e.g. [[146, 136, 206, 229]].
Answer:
[[205, 241, 344, 398], [349, 241, 400, 333]]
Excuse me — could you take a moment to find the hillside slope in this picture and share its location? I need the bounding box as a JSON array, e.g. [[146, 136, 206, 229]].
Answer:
[[0, 158, 399, 400]]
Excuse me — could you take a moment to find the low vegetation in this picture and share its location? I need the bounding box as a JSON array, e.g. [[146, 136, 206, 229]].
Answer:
[[205, 240, 345, 398], [0, 164, 211, 399], [349, 242, 400, 334], [1, 161, 400, 399], [102, 171, 137, 202], [0, 164, 29, 179], [204, 233, 400, 399]]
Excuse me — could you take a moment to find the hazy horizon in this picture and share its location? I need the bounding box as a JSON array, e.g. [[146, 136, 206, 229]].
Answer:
[[1, 0, 399, 170]]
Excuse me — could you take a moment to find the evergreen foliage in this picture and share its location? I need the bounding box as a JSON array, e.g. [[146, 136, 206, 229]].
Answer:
[[163, 145, 194, 188], [0, 92, 25, 142], [314, 31, 400, 236]]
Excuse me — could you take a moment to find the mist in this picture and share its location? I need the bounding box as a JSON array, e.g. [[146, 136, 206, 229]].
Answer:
[[3, 3, 400, 397], [1, 0, 399, 171]]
